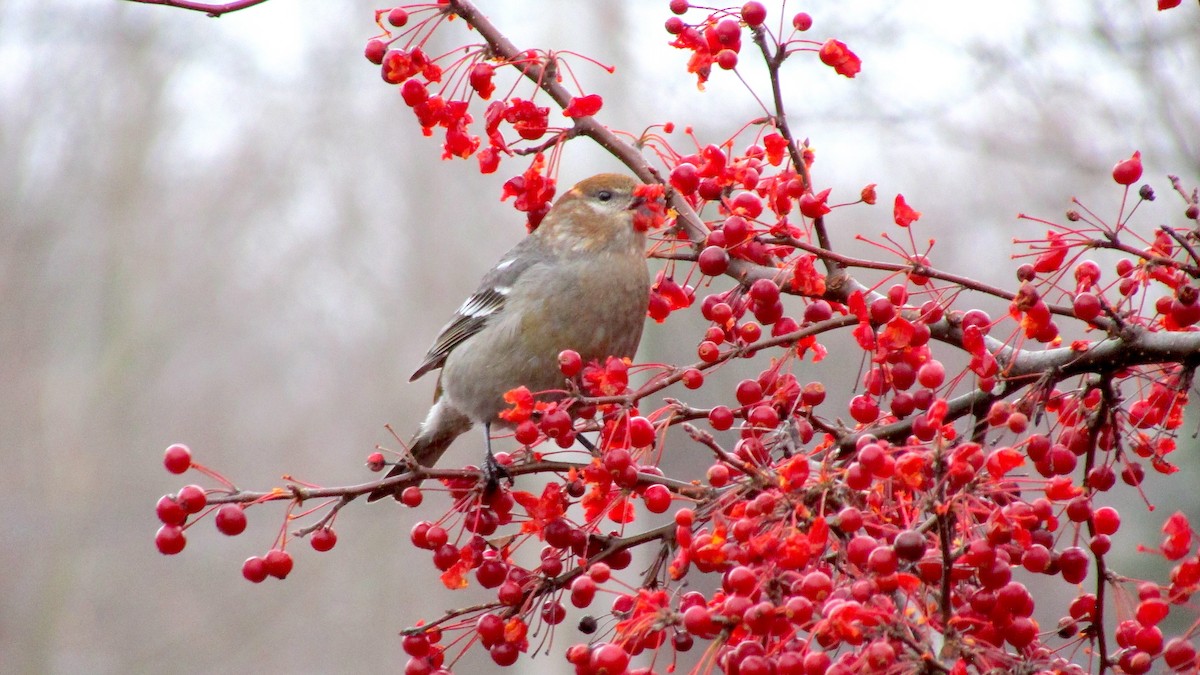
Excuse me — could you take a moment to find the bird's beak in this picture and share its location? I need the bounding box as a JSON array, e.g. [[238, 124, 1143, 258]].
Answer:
[[627, 195, 646, 211]]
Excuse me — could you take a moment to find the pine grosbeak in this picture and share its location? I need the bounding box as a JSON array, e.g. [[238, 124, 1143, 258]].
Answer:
[[369, 173, 654, 501]]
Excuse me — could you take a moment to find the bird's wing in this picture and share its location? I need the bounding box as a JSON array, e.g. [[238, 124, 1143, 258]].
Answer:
[[410, 238, 543, 381]]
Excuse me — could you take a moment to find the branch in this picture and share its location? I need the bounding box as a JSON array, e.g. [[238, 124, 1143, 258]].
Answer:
[[203, 459, 712, 506], [124, 0, 269, 17]]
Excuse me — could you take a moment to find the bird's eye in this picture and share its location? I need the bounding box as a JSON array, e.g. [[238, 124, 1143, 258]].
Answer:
[[596, 190, 613, 202]]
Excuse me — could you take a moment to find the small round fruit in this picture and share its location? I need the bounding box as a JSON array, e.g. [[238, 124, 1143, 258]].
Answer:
[[215, 504, 247, 536], [264, 549, 294, 579], [163, 444, 192, 474], [242, 556, 268, 583], [155, 525, 186, 555], [311, 528, 338, 552]]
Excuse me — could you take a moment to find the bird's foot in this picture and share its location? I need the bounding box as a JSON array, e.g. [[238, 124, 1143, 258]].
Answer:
[[482, 449, 513, 495]]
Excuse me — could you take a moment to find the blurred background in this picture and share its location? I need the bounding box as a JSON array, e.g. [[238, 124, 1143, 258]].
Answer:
[[2, 0, 1198, 672]]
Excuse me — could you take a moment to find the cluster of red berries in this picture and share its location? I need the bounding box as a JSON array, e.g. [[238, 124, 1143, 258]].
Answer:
[[155, 443, 337, 584], [663, 2, 837, 86], [363, 4, 622, 229]]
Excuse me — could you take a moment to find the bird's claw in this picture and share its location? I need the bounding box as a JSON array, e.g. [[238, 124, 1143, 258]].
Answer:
[[482, 450, 513, 495]]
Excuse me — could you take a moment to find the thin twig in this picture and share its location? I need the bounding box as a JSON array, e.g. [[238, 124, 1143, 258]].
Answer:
[[124, 0, 269, 17]]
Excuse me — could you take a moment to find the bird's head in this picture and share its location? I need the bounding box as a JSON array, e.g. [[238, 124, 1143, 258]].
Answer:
[[537, 173, 659, 254]]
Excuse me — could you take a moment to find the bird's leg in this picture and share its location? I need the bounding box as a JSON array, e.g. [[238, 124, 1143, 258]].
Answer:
[[481, 422, 512, 494]]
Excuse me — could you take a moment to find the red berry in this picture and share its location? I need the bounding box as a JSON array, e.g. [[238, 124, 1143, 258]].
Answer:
[[589, 561, 613, 582], [156, 495, 187, 526], [867, 545, 899, 575], [669, 0, 689, 15], [698, 246, 730, 276], [264, 549, 294, 579], [741, 2, 767, 26], [739, 321, 762, 342], [801, 381, 826, 406], [476, 613, 505, 646], [496, 578, 520, 605], [707, 463, 731, 487], [541, 409, 572, 438], [1058, 546, 1089, 584], [716, 49, 738, 70], [681, 368, 704, 389], [400, 79, 428, 106], [893, 530, 926, 561], [589, 644, 630, 674], [364, 39, 387, 65], [155, 524, 186, 555], [735, 379, 763, 405], [628, 416, 656, 447], [792, 12, 812, 31], [570, 576, 597, 608], [514, 420, 539, 445], [1069, 593, 1097, 621], [749, 278, 780, 304], [1022, 544, 1051, 573], [1065, 497, 1092, 523], [1073, 292, 1102, 321], [558, 349, 582, 377], [163, 443, 192, 474], [849, 395, 879, 424], [1135, 625, 1164, 655], [1120, 650, 1153, 674], [869, 297, 896, 324], [798, 570, 832, 601], [683, 605, 716, 637], [665, 16, 685, 34], [1113, 150, 1143, 186], [311, 528, 337, 552], [215, 504, 247, 536], [1164, 638, 1197, 670], [410, 521, 432, 549], [1122, 462, 1145, 486], [803, 300, 832, 324], [400, 486, 424, 507], [432, 544, 459, 571], [603, 447, 632, 474], [713, 19, 741, 46], [1006, 616, 1037, 649], [708, 405, 734, 431], [917, 360, 945, 388], [836, 506, 863, 533], [642, 484, 671, 513], [476, 560, 507, 589], [387, 8, 408, 27], [709, 302, 733, 324], [960, 313, 990, 338], [366, 451, 386, 472], [541, 600, 566, 625], [489, 643, 519, 667], [176, 485, 207, 514], [747, 404, 779, 429], [1137, 597, 1170, 627], [1093, 506, 1120, 535], [670, 162, 699, 194], [402, 634, 430, 658], [242, 556, 268, 583]]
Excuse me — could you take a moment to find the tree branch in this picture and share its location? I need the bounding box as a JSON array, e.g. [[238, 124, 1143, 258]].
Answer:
[[124, 0, 269, 17]]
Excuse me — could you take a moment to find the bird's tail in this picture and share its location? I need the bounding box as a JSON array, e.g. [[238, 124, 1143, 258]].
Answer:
[[366, 399, 472, 502]]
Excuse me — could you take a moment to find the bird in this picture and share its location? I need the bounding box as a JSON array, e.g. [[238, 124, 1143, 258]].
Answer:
[[368, 173, 654, 501]]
